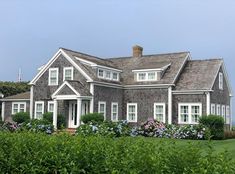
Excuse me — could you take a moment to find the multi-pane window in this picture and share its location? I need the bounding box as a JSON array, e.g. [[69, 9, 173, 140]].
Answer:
[[222, 105, 226, 120], [48, 101, 54, 113], [138, 73, 146, 81], [226, 105, 230, 124], [127, 103, 137, 122], [12, 102, 26, 114], [63, 67, 73, 81], [98, 69, 104, 78], [137, 71, 157, 81], [178, 103, 202, 124], [112, 72, 118, 80], [219, 72, 223, 90], [111, 102, 118, 121], [98, 101, 106, 119], [49, 68, 59, 85], [154, 103, 165, 123], [105, 71, 111, 79], [35, 101, 44, 119], [211, 104, 215, 115], [216, 104, 221, 116]]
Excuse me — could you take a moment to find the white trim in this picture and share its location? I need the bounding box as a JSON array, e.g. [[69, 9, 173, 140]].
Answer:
[[168, 86, 172, 124], [34, 101, 44, 119], [172, 89, 213, 95], [48, 68, 59, 86], [219, 72, 223, 90], [132, 64, 171, 72], [178, 103, 202, 124], [92, 64, 122, 72], [29, 49, 93, 85], [12, 102, 27, 114], [89, 83, 94, 113], [211, 103, 216, 115], [98, 101, 106, 120], [230, 97, 232, 129], [206, 92, 210, 115], [124, 84, 174, 88], [127, 103, 138, 122], [98, 69, 105, 78], [111, 102, 118, 121], [30, 86, 34, 119], [222, 105, 226, 120], [216, 104, 221, 116], [226, 105, 230, 124], [173, 53, 190, 83], [1, 102, 5, 121], [97, 68, 120, 81], [51, 81, 80, 99], [154, 103, 166, 123], [47, 101, 55, 113], [75, 57, 97, 66], [136, 71, 158, 82], [53, 100, 58, 129], [63, 67, 74, 81]]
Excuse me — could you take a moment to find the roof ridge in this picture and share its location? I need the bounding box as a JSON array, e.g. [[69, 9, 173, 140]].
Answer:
[[107, 51, 189, 60]]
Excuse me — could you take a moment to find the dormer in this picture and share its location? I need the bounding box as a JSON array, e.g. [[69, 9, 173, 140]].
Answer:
[[132, 64, 171, 82]]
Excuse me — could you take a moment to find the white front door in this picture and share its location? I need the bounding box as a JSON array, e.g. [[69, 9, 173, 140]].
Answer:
[[69, 101, 78, 128], [81, 100, 90, 116]]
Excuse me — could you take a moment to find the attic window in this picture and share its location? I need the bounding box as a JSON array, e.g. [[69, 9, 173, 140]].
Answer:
[[97, 68, 119, 81], [219, 72, 223, 90], [137, 72, 157, 82]]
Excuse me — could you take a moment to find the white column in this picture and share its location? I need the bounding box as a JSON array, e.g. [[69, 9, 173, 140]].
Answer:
[[30, 86, 34, 119], [77, 98, 82, 126], [89, 83, 94, 113], [1, 102, 5, 121], [168, 86, 172, 124], [53, 100, 58, 129], [230, 96, 232, 130], [206, 92, 211, 116]]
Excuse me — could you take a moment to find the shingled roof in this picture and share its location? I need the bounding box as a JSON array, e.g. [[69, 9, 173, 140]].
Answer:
[[61, 48, 189, 85], [2, 91, 30, 100], [175, 59, 223, 90]]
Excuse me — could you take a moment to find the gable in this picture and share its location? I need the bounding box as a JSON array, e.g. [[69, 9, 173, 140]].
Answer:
[[29, 49, 93, 85], [56, 85, 77, 96]]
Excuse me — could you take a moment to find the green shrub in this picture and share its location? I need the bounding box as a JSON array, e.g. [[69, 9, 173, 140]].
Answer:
[[12, 112, 30, 123], [0, 132, 234, 173], [43, 112, 65, 129], [81, 112, 104, 124], [199, 115, 224, 140]]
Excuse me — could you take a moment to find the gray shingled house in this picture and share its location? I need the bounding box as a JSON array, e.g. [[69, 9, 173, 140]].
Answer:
[[1, 46, 233, 129]]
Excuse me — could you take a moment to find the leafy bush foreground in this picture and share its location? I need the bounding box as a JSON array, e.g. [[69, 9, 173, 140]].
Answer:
[[0, 132, 234, 173]]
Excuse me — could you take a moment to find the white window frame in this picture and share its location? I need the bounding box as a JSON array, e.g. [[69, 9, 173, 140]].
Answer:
[[211, 103, 216, 115], [216, 104, 221, 116], [47, 101, 54, 113], [48, 68, 59, 86], [178, 103, 202, 124], [154, 103, 166, 123], [98, 69, 104, 78], [222, 105, 226, 119], [98, 101, 106, 120], [63, 67, 74, 81], [127, 103, 138, 122], [111, 102, 118, 121], [219, 72, 223, 90], [34, 101, 44, 119], [12, 102, 26, 114], [112, 72, 119, 81], [226, 105, 230, 124], [105, 70, 111, 80], [137, 71, 158, 82]]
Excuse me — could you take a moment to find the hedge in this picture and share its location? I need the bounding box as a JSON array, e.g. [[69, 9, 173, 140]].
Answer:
[[0, 132, 234, 173]]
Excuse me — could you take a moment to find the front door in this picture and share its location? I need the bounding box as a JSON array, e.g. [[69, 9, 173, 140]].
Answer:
[[69, 101, 78, 128]]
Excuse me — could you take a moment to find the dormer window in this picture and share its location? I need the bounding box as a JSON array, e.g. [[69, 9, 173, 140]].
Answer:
[[136, 71, 157, 82], [98, 69, 104, 78], [97, 68, 120, 81], [49, 68, 59, 86], [63, 67, 73, 81]]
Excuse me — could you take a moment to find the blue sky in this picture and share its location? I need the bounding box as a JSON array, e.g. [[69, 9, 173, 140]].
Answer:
[[0, 0, 234, 123]]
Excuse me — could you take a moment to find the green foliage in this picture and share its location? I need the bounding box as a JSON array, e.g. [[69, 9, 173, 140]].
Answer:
[[43, 112, 65, 129], [76, 120, 131, 137], [0, 132, 234, 173], [0, 81, 30, 97], [12, 112, 30, 123], [199, 115, 225, 140], [81, 112, 104, 124]]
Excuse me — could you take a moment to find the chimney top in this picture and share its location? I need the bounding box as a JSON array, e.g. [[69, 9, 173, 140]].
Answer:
[[132, 45, 143, 58]]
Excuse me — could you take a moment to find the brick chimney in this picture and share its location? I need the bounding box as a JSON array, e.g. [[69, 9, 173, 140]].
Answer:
[[132, 45, 143, 57]]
